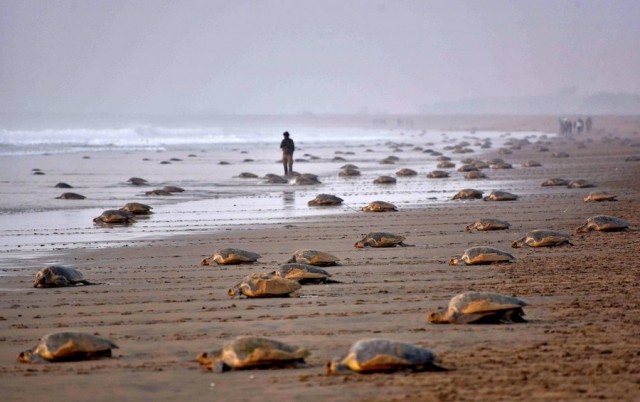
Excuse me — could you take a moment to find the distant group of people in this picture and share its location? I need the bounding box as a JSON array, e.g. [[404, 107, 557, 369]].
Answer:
[[559, 116, 593, 135]]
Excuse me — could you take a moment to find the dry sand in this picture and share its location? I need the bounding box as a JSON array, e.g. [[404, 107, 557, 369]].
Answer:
[[1, 116, 639, 402]]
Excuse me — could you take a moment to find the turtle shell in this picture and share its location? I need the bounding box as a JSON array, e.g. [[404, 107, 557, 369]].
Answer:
[[228, 273, 301, 298], [163, 185, 185, 193], [197, 336, 309, 372], [33, 266, 91, 288], [17, 332, 118, 363], [308, 194, 344, 206], [396, 168, 418, 177], [427, 292, 527, 324], [120, 202, 153, 215], [541, 178, 569, 187], [465, 171, 487, 179], [201, 248, 261, 265], [55, 192, 86, 200], [583, 192, 617, 202], [437, 161, 456, 169], [464, 218, 511, 232], [294, 175, 321, 185], [128, 177, 148, 185], [512, 229, 572, 248], [522, 160, 542, 167], [575, 215, 630, 233], [567, 179, 595, 189], [427, 170, 449, 179], [287, 249, 340, 266], [326, 338, 442, 374], [339, 168, 361, 177], [373, 176, 397, 184], [354, 232, 408, 248], [452, 189, 483, 200], [449, 246, 515, 265], [274, 263, 332, 284], [93, 209, 135, 224], [483, 191, 519, 201], [361, 201, 397, 212]]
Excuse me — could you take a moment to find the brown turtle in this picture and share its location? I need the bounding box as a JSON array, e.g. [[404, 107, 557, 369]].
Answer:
[[490, 162, 513, 169], [465, 171, 487, 179], [308, 194, 344, 206], [326, 338, 444, 374], [55, 192, 86, 200], [396, 168, 418, 177], [511, 229, 572, 248], [293, 174, 321, 185], [541, 178, 569, 187], [436, 161, 456, 169], [201, 248, 261, 265], [120, 202, 153, 215], [448, 246, 515, 265], [33, 266, 94, 288], [228, 273, 301, 298], [273, 263, 338, 284], [457, 164, 478, 172], [522, 160, 542, 167], [339, 168, 361, 177], [54, 182, 73, 188], [18, 332, 118, 363], [197, 336, 309, 372], [464, 218, 511, 232], [567, 179, 595, 189], [287, 249, 340, 266], [163, 185, 185, 193], [583, 191, 617, 202], [265, 174, 289, 184], [373, 175, 397, 184], [427, 291, 527, 324], [128, 177, 148, 185], [452, 189, 483, 200], [361, 201, 397, 212], [93, 209, 135, 224], [145, 189, 173, 196], [427, 170, 449, 179], [574, 215, 630, 233], [354, 232, 413, 248], [483, 191, 519, 201]]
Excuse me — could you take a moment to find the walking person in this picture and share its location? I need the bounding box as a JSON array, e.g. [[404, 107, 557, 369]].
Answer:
[[280, 131, 295, 176]]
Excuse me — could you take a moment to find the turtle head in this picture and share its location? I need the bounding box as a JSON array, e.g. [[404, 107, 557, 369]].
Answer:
[[33, 269, 51, 287], [511, 238, 525, 248], [426, 310, 448, 324], [17, 349, 35, 363], [325, 359, 349, 375], [448, 257, 459, 266], [574, 224, 590, 234], [200, 258, 211, 266], [463, 224, 474, 233], [196, 350, 226, 372], [354, 240, 366, 248], [227, 287, 237, 297]]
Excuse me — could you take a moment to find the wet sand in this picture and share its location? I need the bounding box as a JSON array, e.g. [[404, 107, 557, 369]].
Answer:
[[1, 116, 639, 401]]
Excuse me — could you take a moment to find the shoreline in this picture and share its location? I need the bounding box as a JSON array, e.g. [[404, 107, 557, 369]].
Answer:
[[1, 116, 639, 401]]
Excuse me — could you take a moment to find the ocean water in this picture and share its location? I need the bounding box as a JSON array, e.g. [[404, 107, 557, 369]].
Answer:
[[0, 124, 553, 269]]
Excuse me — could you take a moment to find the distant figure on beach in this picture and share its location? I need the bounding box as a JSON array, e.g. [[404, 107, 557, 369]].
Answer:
[[280, 131, 295, 176], [586, 116, 593, 132]]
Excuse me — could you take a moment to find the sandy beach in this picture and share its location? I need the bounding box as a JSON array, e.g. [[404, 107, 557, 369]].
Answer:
[[1, 115, 639, 402]]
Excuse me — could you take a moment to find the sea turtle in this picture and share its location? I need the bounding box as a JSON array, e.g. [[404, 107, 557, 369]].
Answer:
[[465, 171, 487, 179], [93, 209, 135, 225], [490, 162, 513, 169], [354, 232, 412, 248], [373, 175, 397, 184], [325, 338, 444, 374], [483, 191, 519, 201], [145, 189, 173, 196], [452, 189, 483, 200], [457, 164, 478, 172], [120, 202, 153, 215], [511, 229, 572, 248], [427, 292, 527, 324], [33, 266, 93, 288], [17, 332, 118, 363], [361, 201, 397, 212], [541, 178, 569, 187], [287, 249, 340, 266], [567, 179, 595, 189], [54, 182, 73, 188], [238, 172, 259, 178], [625, 155, 640, 162], [464, 218, 511, 232], [583, 191, 617, 202], [339, 168, 361, 177], [427, 170, 449, 179], [308, 194, 344, 206], [128, 177, 148, 185], [396, 168, 418, 177], [437, 161, 456, 169], [265, 175, 289, 184], [552, 151, 570, 158], [574, 215, 630, 233], [196, 336, 309, 372], [522, 160, 542, 167], [201, 248, 261, 265], [341, 164, 359, 170], [273, 263, 337, 284], [163, 185, 185, 193], [228, 272, 301, 298], [448, 246, 515, 265], [55, 192, 86, 200], [293, 174, 321, 185]]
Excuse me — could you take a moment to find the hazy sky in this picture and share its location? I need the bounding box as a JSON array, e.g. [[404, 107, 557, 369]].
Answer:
[[1, 0, 639, 115]]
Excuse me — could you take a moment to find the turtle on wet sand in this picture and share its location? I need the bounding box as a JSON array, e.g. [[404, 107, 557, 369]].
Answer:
[[583, 191, 617, 202], [355, 232, 413, 248], [483, 191, 519, 201], [273, 263, 338, 284], [465, 171, 487, 179], [449, 246, 515, 265], [396, 168, 418, 177], [452, 189, 483, 200], [522, 160, 542, 167], [201, 248, 261, 265], [567, 179, 595, 189], [197, 336, 309, 372], [361, 201, 397, 212], [17, 332, 118, 363], [512, 229, 572, 248], [128, 177, 148, 186], [228, 273, 301, 298], [326, 338, 445, 374], [339, 168, 361, 177], [574, 215, 630, 233], [308, 194, 344, 206], [287, 249, 340, 266], [33, 266, 94, 288], [54, 182, 73, 188], [373, 175, 397, 184], [427, 170, 449, 179], [163, 185, 185, 193], [427, 291, 527, 324], [93, 209, 135, 224], [464, 218, 511, 232], [541, 178, 569, 187], [145, 189, 173, 196], [293, 174, 321, 185], [56, 192, 86, 200], [120, 202, 153, 215]]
